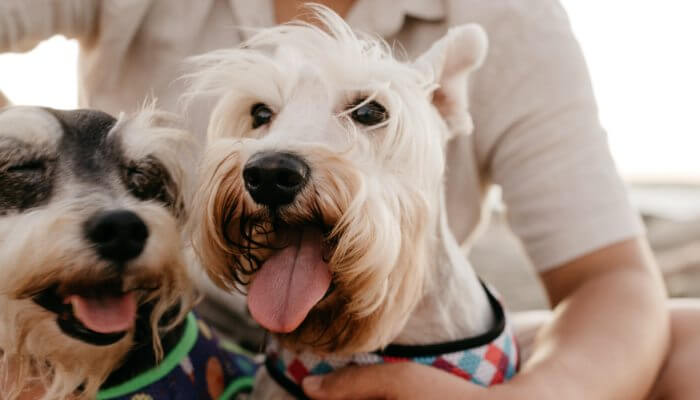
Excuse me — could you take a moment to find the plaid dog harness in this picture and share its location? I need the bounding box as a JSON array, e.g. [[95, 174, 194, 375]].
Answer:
[[97, 313, 258, 400], [265, 283, 519, 399]]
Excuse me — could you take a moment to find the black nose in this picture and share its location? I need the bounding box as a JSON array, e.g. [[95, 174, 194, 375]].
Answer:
[[242, 152, 310, 207], [85, 210, 149, 263]]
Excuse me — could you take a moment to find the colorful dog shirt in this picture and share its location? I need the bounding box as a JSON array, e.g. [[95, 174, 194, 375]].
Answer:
[[97, 313, 258, 400], [266, 283, 518, 399]]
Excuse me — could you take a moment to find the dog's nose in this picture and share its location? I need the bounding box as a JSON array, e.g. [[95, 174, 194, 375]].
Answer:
[[242, 152, 310, 207], [85, 210, 149, 263]]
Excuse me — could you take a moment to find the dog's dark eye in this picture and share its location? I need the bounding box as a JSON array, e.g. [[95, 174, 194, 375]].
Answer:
[[6, 159, 46, 174], [251, 103, 274, 129], [126, 169, 155, 197], [0, 157, 53, 213], [123, 159, 174, 207], [350, 100, 388, 126]]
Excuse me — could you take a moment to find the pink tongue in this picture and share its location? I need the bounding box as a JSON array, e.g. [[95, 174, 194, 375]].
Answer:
[[67, 293, 137, 334], [247, 227, 332, 333]]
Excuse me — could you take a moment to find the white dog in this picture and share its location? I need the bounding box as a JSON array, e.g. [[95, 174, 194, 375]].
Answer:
[[189, 7, 518, 399]]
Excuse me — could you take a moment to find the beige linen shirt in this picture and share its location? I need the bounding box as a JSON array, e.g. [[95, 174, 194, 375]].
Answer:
[[0, 0, 644, 271]]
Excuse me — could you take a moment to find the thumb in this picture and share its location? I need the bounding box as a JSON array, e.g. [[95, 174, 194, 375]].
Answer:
[[301, 362, 455, 400]]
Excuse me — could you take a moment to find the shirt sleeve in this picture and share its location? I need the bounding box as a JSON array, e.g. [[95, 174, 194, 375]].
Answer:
[[469, 0, 645, 271], [0, 0, 99, 52]]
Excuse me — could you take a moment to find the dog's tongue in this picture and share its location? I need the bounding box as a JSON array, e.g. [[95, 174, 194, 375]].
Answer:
[[248, 227, 332, 333], [67, 293, 137, 334]]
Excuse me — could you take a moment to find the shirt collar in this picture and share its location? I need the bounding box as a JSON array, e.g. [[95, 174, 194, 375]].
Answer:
[[230, 0, 447, 40], [347, 0, 447, 37]]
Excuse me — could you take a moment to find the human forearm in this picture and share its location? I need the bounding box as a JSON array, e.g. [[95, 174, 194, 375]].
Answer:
[[499, 239, 670, 400], [300, 239, 671, 400], [0, 0, 98, 52]]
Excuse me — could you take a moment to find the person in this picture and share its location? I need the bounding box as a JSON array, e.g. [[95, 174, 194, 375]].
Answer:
[[0, 1, 697, 398]]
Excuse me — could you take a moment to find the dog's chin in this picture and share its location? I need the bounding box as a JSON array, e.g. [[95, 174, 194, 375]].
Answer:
[[271, 291, 383, 355], [31, 279, 156, 347]]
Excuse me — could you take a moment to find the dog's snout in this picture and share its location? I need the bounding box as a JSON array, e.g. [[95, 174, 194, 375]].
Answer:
[[243, 152, 309, 207], [85, 210, 149, 264]]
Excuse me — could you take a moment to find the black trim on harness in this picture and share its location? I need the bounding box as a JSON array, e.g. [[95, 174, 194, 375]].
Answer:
[[265, 281, 505, 399], [378, 282, 505, 358], [266, 355, 311, 400]]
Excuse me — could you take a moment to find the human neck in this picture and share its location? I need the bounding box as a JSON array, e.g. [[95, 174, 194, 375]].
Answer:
[[274, 0, 356, 24], [393, 201, 494, 345]]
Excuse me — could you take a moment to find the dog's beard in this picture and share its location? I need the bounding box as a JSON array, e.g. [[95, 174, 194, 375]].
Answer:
[[1, 269, 191, 400], [194, 141, 435, 354], [201, 154, 337, 335], [233, 209, 335, 333], [0, 302, 134, 400]]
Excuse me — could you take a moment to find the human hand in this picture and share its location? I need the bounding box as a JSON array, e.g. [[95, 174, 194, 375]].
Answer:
[[301, 362, 505, 400]]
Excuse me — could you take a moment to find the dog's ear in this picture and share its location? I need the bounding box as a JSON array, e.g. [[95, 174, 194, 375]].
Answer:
[[415, 24, 488, 136]]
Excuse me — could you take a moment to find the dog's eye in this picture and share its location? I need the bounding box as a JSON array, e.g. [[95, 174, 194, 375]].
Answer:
[[6, 159, 46, 174], [123, 159, 174, 206], [126, 168, 166, 201], [0, 157, 53, 212], [251, 103, 274, 129], [350, 100, 388, 126], [126, 169, 155, 196]]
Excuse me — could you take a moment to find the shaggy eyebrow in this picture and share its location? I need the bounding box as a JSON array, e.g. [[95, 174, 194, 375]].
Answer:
[[0, 139, 53, 167], [0, 136, 29, 148]]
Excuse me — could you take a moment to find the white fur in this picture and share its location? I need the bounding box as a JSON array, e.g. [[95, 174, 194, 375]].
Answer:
[[188, 6, 493, 399]]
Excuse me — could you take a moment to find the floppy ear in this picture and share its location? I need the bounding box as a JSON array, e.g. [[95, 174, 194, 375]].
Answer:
[[415, 24, 488, 137]]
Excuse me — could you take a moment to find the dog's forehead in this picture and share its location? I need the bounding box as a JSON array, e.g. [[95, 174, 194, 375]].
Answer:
[[44, 109, 124, 186], [46, 108, 117, 143], [50, 107, 114, 150], [274, 49, 375, 92], [0, 106, 63, 147]]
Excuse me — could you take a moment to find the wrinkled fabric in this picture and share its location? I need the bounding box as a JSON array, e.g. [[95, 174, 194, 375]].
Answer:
[[97, 313, 258, 400], [0, 0, 644, 270]]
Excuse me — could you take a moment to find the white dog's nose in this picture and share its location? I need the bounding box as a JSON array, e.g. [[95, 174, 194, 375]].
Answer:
[[242, 152, 309, 207], [84, 210, 149, 264]]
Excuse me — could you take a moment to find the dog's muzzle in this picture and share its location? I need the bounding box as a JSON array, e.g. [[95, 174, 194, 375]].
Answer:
[[29, 210, 153, 346]]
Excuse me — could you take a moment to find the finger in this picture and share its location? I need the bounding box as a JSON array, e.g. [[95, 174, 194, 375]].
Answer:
[[302, 362, 461, 400], [302, 364, 404, 400]]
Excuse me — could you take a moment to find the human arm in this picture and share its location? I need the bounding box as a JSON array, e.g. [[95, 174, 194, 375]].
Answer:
[[500, 237, 669, 400], [465, 0, 670, 394], [301, 1, 670, 398], [0, 0, 99, 52], [301, 238, 669, 400]]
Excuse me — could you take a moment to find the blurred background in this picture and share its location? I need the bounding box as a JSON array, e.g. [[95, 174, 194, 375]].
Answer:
[[1, 1, 698, 310]]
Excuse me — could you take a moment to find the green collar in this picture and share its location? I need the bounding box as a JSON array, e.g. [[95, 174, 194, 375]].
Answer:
[[97, 312, 198, 399]]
